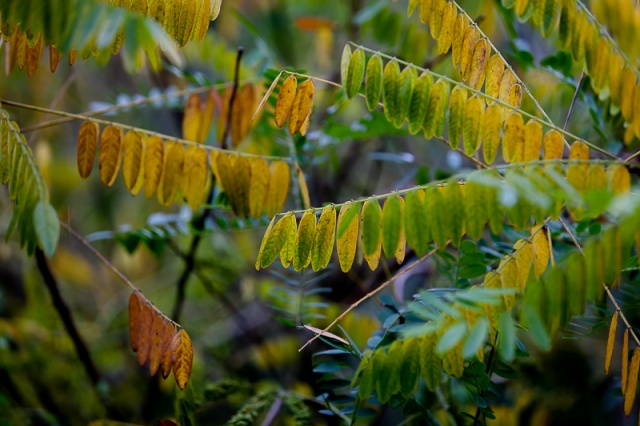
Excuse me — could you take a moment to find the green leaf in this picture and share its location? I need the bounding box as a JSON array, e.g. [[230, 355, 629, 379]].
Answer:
[[498, 312, 515, 362], [420, 335, 442, 391], [448, 86, 467, 149], [404, 189, 430, 255], [256, 214, 292, 269], [399, 338, 420, 397], [423, 78, 450, 138], [346, 48, 365, 99], [340, 44, 352, 91], [357, 359, 374, 399], [311, 206, 336, 271], [394, 66, 415, 128], [382, 195, 403, 259], [463, 317, 489, 359], [426, 186, 447, 249], [33, 201, 60, 257], [408, 72, 432, 134], [522, 304, 551, 350], [383, 60, 401, 124], [444, 181, 464, 247], [293, 210, 316, 271], [365, 53, 383, 112], [436, 321, 467, 354]]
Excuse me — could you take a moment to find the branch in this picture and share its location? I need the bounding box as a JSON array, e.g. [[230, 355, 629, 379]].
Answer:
[[34, 248, 101, 386], [298, 248, 438, 352], [563, 70, 584, 132]]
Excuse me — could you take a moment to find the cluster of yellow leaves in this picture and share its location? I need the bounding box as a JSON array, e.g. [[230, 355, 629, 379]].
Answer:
[[77, 122, 290, 215], [592, 0, 640, 62], [2, 29, 67, 77], [273, 75, 315, 136], [502, 0, 640, 144], [128, 291, 193, 390], [111, 0, 221, 47]]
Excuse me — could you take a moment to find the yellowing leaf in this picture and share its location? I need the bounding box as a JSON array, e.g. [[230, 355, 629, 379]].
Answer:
[[605, 311, 618, 375], [464, 181, 487, 240], [541, 0, 560, 37], [294, 210, 316, 271], [182, 93, 202, 142], [183, 146, 208, 211], [503, 113, 524, 163], [423, 78, 450, 138], [451, 13, 466, 69], [249, 159, 270, 218], [77, 121, 99, 179], [395, 197, 406, 264], [175, 0, 198, 47], [405, 189, 430, 256], [157, 142, 185, 206], [569, 140, 589, 165], [122, 131, 145, 195], [279, 213, 297, 268], [513, 239, 533, 291], [143, 136, 164, 198], [383, 60, 401, 125], [99, 125, 123, 187], [408, 72, 432, 135], [394, 66, 416, 128], [608, 165, 631, 194], [482, 103, 502, 164], [362, 199, 382, 270], [459, 25, 479, 82], [365, 53, 383, 112], [265, 161, 290, 217], [171, 329, 193, 390], [340, 44, 352, 95], [437, 2, 455, 55], [346, 48, 365, 99], [311, 205, 336, 271], [288, 79, 315, 135], [420, 335, 442, 392], [463, 96, 484, 156], [336, 202, 360, 272], [498, 70, 517, 107], [543, 129, 565, 160], [382, 196, 403, 259], [625, 348, 640, 416], [620, 66, 636, 124], [429, 0, 445, 40], [444, 181, 465, 247], [523, 120, 542, 162], [530, 225, 550, 277], [468, 38, 488, 90], [274, 75, 297, 128], [484, 54, 504, 99], [586, 164, 606, 191], [256, 213, 293, 269], [499, 257, 519, 310], [448, 86, 467, 150]]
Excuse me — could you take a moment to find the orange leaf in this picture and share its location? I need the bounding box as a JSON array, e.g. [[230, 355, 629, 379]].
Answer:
[[128, 291, 143, 352], [77, 121, 99, 179], [605, 311, 618, 375], [148, 312, 166, 376], [137, 301, 154, 366], [161, 321, 177, 379], [183, 93, 202, 142], [171, 329, 194, 390]]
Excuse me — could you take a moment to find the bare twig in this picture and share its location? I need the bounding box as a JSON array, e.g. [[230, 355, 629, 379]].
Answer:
[[298, 248, 438, 352], [564, 70, 584, 132]]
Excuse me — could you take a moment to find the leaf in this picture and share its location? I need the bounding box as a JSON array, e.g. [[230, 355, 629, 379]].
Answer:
[[444, 181, 464, 247], [256, 213, 293, 269], [427, 186, 447, 249], [513, 239, 533, 291], [420, 335, 442, 392], [336, 202, 360, 272], [143, 135, 164, 199], [408, 72, 432, 135], [543, 129, 564, 160], [345, 48, 365, 99], [171, 329, 194, 390], [182, 93, 202, 142], [383, 60, 401, 125], [365, 53, 383, 112], [620, 65, 636, 123], [530, 225, 550, 277], [311, 205, 336, 271], [625, 348, 640, 416], [340, 44, 352, 96], [437, 2, 455, 55], [183, 146, 208, 211], [279, 213, 297, 268], [463, 96, 484, 156], [302, 324, 349, 345], [459, 24, 479, 82], [503, 113, 524, 163], [274, 75, 297, 128], [448, 86, 467, 149], [468, 38, 488, 90], [405, 189, 430, 256], [265, 161, 290, 217], [482, 103, 503, 164], [362, 199, 382, 270], [608, 165, 631, 194], [463, 317, 489, 359], [294, 210, 316, 271], [33, 201, 59, 257], [605, 311, 618, 375], [485, 55, 505, 99], [148, 312, 166, 376], [382, 195, 403, 259], [523, 119, 542, 162], [498, 311, 515, 362], [464, 181, 487, 240], [622, 329, 629, 395], [157, 142, 184, 206], [160, 320, 177, 379], [99, 125, 123, 187], [128, 291, 143, 352], [541, 0, 560, 37], [394, 66, 415, 128], [249, 159, 270, 218], [175, 0, 198, 47], [399, 338, 420, 397], [429, 0, 445, 40], [423, 78, 450, 138], [288, 79, 315, 135], [77, 121, 99, 179], [122, 131, 145, 196], [584, 239, 604, 303], [137, 301, 154, 367], [498, 70, 517, 108], [569, 140, 589, 165], [522, 303, 550, 350]]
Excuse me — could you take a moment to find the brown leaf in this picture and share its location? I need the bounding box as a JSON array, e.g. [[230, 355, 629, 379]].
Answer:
[[147, 312, 166, 376], [128, 291, 143, 352], [622, 329, 629, 395], [160, 321, 177, 379], [137, 301, 154, 366], [171, 329, 193, 390], [625, 347, 640, 416], [605, 311, 618, 375]]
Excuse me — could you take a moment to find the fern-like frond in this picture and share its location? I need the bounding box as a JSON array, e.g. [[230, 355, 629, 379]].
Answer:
[[0, 106, 59, 256]]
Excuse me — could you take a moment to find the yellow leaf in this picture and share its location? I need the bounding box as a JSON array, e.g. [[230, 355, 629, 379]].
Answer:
[[451, 13, 466, 69], [499, 256, 519, 310], [530, 225, 550, 277], [543, 129, 565, 160], [448, 86, 467, 150], [498, 70, 517, 108], [295, 163, 311, 209], [77, 121, 99, 179], [288, 79, 315, 135], [608, 165, 631, 194], [182, 93, 202, 142], [429, 0, 445, 40], [191, 0, 211, 41], [569, 140, 589, 171], [468, 38, 488, 90], [157, 142, 185, 206], [507, 83, 522, 108], [624, 348, 640, 416], [513, 239, 533, 291], [484, 54, 504, 99], [143, 136, 164, 198], [265, 161, 290, 217], [586, 164, 606, 191], [362, 199, 382, 270], [463, 96, 484, 156], [620, 65, 636, 124], [337, 202, 360, 272], [437, 2, 455, 55], [605, 311, 618, 375], [175, 0, 198, 46], [482, 103, 502, 164], [503, 113, 524, 163], [99, 125, 124, 187], [183, 146, 209, 211], [249, 158, 270, 218], [395, 197, 406, 264], [274, 75, 297, 128], [171, 329, 194, 390], [608, 53, 624, 113], [122, 131, 145, 195], [622, 329, 629, 395], [523, 119, 542, 162], [459, 25, 479, 82], [311, 205, 336, 271]]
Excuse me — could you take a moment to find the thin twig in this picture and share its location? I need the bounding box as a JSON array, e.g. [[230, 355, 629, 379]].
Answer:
[[35, 248, 102, 386], [557, 216, 640, 346], [221, 47, 244, 149], [564, 70, 584, 132], [260, 397, 283, 426], [298, 248, 438, 352]]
